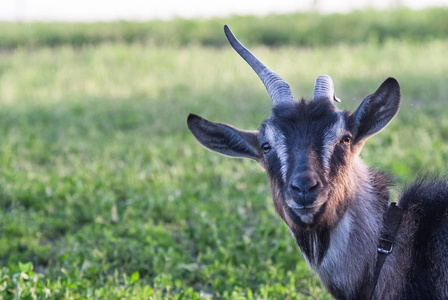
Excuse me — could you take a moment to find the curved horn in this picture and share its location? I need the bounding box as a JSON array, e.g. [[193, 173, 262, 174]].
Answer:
[[313, 75, 340, 103], [224, 25, 294, 106]]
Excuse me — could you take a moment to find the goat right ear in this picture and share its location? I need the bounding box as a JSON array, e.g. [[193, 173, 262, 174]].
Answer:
[[350, 78, 400, 145], [187, 114, 261, 160]]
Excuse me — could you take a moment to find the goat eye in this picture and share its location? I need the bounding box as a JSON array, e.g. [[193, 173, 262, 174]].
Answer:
[[340, 136, 352, 145], [261, 142, 271, 153]]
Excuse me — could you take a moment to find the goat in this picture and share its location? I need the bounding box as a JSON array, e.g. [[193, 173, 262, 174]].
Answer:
[[187, 25, 448, 299]]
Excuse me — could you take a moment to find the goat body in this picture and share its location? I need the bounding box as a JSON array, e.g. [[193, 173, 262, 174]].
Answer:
[[187, 26, 448, 299]]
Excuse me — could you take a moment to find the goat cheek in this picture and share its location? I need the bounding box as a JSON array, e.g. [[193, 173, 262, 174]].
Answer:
[[329, 147, 347, 178], [266, 155, 284, 184]]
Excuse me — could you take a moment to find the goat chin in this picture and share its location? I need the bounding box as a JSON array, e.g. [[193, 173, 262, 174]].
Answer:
[[285, 200, 324, 225]]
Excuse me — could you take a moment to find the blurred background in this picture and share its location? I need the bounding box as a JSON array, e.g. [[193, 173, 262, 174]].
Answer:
[[1, 1, 448, 299], [1, 0, 447, 21]]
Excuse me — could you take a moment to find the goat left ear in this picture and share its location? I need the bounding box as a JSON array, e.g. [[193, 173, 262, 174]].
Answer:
[[350, 77, 400, 144], [187, 114, 261, 161]]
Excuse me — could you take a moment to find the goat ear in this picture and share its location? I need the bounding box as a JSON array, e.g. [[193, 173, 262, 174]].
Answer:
[[187, 114, 261, 160], [350, 78, 400, 144]]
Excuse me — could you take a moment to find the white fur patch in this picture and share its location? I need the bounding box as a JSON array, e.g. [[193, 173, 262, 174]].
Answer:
[[318, 212, 353, 287], [265, 125, 288, 181], [322, 213, 352, 267], [322, 113, 346, 170]]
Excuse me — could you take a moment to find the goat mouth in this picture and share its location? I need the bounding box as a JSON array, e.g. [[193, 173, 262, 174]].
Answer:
[[285, 201, 327, 225], [286, 199, 324, 212], [290, 203, 322, 210]]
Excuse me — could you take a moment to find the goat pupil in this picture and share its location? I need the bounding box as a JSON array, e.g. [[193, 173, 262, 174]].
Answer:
[[341, 136, 351, 145], [262, 143, 271, 153]]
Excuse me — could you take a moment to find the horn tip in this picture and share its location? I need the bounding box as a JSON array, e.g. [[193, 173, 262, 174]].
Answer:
[[224, 25, 231, 35], [223, 24, 234, 43]]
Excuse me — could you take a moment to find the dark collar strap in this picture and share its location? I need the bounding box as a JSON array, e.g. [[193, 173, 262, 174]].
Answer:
[[360, 202, 404, 299]]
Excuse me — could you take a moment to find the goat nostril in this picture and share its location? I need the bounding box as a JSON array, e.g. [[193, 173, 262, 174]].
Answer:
[[290, 176, 320, 195], [309, 181, 318, 192], [291, 183, 303, 193]]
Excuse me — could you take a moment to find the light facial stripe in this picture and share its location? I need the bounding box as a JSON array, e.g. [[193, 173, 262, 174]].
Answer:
[[322, 113, 346, 170], [265, 125, 288, 181]]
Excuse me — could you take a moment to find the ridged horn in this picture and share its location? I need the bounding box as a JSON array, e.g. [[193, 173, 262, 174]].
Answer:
[[224, 25, 294, 106], [313, 75, 341, 103]]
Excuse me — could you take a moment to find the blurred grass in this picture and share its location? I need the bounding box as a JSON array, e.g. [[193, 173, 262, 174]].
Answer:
[[1, 9, 448, 299], [0, 7, 448, 49]]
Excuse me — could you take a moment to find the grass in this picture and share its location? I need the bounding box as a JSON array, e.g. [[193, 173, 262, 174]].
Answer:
[[0, 23, 448, 298], [1, 7, 448, 49]]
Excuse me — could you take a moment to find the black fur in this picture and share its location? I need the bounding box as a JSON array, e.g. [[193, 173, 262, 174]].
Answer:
[[187, 114, 260, 159], [399, 176, 448, 299], [293, 225, 331, 265], [262, 99, 341, 176]]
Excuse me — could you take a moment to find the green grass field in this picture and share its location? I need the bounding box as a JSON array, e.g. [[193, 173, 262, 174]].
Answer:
[[1, 11, 448, 299]]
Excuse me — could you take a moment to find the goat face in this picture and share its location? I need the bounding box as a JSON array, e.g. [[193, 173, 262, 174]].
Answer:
[[187, 26, 400, 231], [260, 100, 349, 229]]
